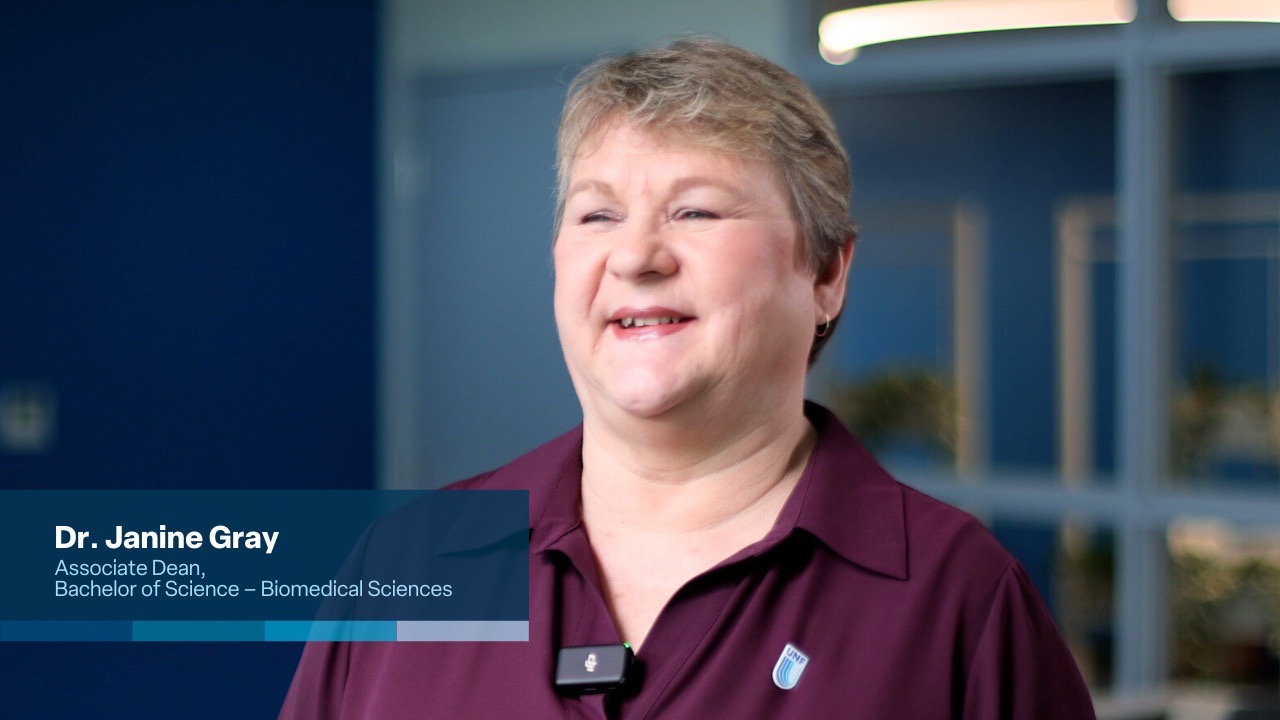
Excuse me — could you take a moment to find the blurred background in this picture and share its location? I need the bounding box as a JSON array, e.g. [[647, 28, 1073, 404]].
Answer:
[[2, 0, 1278, 717]]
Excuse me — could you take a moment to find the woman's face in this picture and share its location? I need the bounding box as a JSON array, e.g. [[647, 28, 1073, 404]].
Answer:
[[553, 122, 846, 425]]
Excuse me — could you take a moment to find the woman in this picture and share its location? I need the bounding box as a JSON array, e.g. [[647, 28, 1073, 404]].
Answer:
[[281, 38, 1096, 718]]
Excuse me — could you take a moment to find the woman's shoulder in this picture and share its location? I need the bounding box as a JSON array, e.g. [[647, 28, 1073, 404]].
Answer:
[[898, 482, 1016, 578]]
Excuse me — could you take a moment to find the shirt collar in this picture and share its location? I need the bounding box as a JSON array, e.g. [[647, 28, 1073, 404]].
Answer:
[[484, 402, 908, 581], [772, 402, 908, 580], [478, 424, 585, 554]]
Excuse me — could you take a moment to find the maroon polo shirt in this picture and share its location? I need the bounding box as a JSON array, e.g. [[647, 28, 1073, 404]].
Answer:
[[280, 404, 1096, 719]]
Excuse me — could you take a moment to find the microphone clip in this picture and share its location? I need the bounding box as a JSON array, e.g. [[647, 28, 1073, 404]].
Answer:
[[554, 644, 635, 694]]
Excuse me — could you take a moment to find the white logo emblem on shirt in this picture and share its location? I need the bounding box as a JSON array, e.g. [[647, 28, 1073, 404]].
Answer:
[[584, 652, 598, 673], [772, 643, 809, 690]]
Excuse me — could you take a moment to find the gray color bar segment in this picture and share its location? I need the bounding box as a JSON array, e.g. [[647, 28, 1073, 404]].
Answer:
[[396, 621, 529, 641]]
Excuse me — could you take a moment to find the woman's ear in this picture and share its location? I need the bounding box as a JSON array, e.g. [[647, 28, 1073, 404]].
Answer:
[[814, 232, 855, 317]]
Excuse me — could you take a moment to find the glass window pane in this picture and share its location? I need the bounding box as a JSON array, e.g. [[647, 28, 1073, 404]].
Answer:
[[823, 80, 1117, 482], [1169, 67, 1280, 490], [1168, 520, 1280, 692]]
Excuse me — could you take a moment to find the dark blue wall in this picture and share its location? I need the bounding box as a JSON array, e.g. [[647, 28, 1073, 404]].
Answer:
[[1, 1, 376, 717], [1, 0, 375, 489]]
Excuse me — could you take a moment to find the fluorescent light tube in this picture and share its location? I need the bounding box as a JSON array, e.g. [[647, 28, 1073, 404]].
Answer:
[[819, 0, 1136, 63], [1168, 0, 1280, 23]]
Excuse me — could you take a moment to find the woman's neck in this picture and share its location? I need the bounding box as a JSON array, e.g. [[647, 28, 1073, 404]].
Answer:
[[579, 403, 815, 536], [578, 404, 815, 650]]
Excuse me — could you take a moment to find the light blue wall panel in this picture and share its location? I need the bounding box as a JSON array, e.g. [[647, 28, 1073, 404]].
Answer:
[[409, 72, 580, 486]]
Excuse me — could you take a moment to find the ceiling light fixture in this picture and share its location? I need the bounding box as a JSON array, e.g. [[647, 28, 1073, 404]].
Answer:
[[819, 0, 1137, 64], [1168, 0, 1280, 23]]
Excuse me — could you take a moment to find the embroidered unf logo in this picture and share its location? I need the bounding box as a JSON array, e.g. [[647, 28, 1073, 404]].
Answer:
[[772, 643, 809, 690]]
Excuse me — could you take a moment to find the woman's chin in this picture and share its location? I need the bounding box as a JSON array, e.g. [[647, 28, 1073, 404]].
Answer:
[[600, 381, 698, 421], [608, 393, 682, 420]]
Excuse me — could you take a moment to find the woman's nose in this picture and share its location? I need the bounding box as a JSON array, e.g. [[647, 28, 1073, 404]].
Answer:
[[604, 220, 678, 280]]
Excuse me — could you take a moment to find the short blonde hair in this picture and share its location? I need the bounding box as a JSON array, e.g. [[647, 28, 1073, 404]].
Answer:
[[554, 37, 856, 362]]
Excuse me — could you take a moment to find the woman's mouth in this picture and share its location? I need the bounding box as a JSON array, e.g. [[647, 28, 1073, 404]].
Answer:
[[608, 308, 694, 336], [617, 316, 686, 329]]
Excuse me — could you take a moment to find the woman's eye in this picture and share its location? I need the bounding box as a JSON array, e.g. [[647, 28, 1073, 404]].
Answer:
[[675, 208, 719, 221], [580, 211, 616, 224]]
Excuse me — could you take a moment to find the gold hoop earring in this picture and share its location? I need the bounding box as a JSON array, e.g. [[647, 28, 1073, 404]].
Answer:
[[815, 313, 832, 338]]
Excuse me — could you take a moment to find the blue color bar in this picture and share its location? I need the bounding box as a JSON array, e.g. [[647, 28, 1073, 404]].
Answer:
[[132, 621, 264, 641], [1, 619, 528, 642], [1, 621, 131, 641], [264, 621, 396, 641]]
